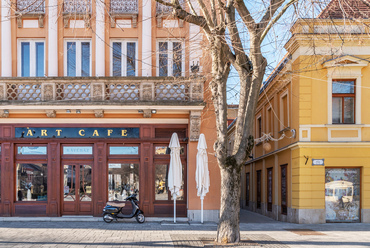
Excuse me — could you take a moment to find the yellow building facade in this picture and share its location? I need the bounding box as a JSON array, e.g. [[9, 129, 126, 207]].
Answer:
[[239, 4, 370, 224]]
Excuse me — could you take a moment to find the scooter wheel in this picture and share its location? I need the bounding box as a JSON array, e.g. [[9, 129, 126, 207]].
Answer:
[[103, 214, 114, 223], [136, 213, 145, 223]]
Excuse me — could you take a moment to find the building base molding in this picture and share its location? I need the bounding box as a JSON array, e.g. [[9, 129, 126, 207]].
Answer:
[[361, 209, 370, 223], [287, 208, 325, 224], [187, 210, 219, 222]]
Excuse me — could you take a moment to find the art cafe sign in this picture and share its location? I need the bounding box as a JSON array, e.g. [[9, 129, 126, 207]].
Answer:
[[15, 127, 140, 139]]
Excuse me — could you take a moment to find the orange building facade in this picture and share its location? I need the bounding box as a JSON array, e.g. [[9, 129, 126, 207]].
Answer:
[[0, 0, 220, 220]]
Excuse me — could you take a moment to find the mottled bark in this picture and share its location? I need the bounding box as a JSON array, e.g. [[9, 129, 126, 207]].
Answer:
[[216, 163, 241, 243]]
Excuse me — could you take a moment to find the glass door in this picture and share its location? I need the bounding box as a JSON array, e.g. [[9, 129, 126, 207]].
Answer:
[[63, 163, 92, 215]]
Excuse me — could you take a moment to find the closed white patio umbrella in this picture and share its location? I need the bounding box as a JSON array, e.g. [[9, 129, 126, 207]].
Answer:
[[168, 132, 183, 223], [196, 133, 210, 223]]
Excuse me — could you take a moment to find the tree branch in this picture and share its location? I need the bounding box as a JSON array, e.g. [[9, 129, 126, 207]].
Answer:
[[234, 0, 256, 31], [155, 0, 210, 33], [260, 0, 297, 43]]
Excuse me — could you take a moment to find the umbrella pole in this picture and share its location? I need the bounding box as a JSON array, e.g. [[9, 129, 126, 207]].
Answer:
[[201, 198, 203, 224], [174, 195, 177, 223]]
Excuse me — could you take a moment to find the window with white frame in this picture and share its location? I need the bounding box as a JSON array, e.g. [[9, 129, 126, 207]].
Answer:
[[332, 79, 355, 124], [157, 40, 185, 77], [18, 40, 45, 77], [64, 40, 91, 77], [111, 40, 138, 76]]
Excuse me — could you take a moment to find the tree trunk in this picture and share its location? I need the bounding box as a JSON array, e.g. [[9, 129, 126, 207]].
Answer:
[[216, 163, 241, 243]]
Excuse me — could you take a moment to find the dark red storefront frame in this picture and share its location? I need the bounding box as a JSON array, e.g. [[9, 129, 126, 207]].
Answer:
[[0, 124, 188, 217]]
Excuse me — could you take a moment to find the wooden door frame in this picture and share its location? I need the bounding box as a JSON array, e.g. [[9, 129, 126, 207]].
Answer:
[[61, 160, 93, 215]]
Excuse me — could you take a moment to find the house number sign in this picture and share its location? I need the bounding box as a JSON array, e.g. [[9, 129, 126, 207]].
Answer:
[[15, 127, 140, 139], [312, 159, 324, 166]]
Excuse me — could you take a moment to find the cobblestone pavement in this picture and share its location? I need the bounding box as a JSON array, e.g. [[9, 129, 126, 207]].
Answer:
[[0, 211, 369, 248]]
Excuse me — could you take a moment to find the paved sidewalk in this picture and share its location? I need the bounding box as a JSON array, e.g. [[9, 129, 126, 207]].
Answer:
[[0, 210, 368, 247]]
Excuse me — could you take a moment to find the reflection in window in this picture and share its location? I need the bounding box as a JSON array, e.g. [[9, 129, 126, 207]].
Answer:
[[155, 164, 184, 201], [155, 146, 184, 155], [80, 165, 92, 202], [17, 146, 47, 155], [108, 163, 139, 201], [109, 146, 139, 155], [16, 163, 47, 201], [325, 168, 360, 222], [112, 41, 137, 76]]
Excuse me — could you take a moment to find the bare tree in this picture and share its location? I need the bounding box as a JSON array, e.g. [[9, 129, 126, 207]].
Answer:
[[155, 0, 297, 243]]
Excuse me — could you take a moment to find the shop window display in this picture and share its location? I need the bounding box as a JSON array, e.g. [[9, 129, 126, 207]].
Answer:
[[108, 163, 139, 201], [155, 164, 184, 201], [325, 168, 360, 222], [16, 163, 47, 201]]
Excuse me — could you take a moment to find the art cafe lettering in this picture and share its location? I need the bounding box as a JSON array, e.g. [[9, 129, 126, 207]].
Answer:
[[15, 127, 140, 139]]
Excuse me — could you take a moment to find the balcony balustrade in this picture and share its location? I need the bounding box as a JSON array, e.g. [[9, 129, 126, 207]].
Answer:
[[15, 0, 45, 28], [63, 0, 92, 28], [156, 0, 185, 28], [0, 77, 204, 104], [16, 0, 45, 13], [156, 0, 185, 15], [110, 0, 138, 14], [109, 0, 139, 28], [63, 0, 92, 14]]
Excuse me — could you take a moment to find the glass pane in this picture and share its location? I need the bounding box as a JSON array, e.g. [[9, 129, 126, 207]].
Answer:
[[127, 42, 136, 76], [81, 42, 90, 76], [16, 163, 47, 201], [80, 165, 92, 201], [67, 42, 76, 76], [63, 165, 75, 201], [112, 42, 122, 76], [108, 163, 139, 201], [333, 81, 354, 94], [344, 97, 355, 123], [35, 42, 44, 77], [173, 42, 182, 77], [17, 146, 47, 155], [155, 164, 168, 200], [325, 168, 360, 222], [109, 146, 139, 155], [63, 146, 93, 155], [159, 42, 168, 76], [21, 42, 30, 77], [332, 97, 342, 124], [155, 146, 185, 155]]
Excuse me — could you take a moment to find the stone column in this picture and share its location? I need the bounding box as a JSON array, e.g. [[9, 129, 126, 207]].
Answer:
[[142, 0, 152, 76], [95, 0, 105, 76], [48, 0, 58, 76], [1, 0, 12, 77]]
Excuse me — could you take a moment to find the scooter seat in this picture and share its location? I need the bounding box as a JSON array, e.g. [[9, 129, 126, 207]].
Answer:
[[107, 202, 126, 207]]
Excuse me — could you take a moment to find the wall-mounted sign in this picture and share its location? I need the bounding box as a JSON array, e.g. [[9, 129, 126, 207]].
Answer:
[[15, 127, 140, 139], [312, 159, 324, 166]]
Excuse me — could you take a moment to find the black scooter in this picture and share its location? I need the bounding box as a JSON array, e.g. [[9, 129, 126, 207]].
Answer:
[[103, 193, 145, 223]]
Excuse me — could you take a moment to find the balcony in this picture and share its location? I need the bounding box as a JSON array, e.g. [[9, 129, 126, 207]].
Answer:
[[0, 77, 204, 105], [15, 0, 45, 28], [156, 0, 185, 28], [63, 0, 92, 28], [110, 0, 139, 28]]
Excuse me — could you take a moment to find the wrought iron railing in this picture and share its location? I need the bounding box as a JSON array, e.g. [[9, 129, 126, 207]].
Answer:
[[63, 0, 92, 14], [16, 0, 45, 13], [0, 77, 204, 103], [156, 0, 185, 15], [110, 0, 138, 14]]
